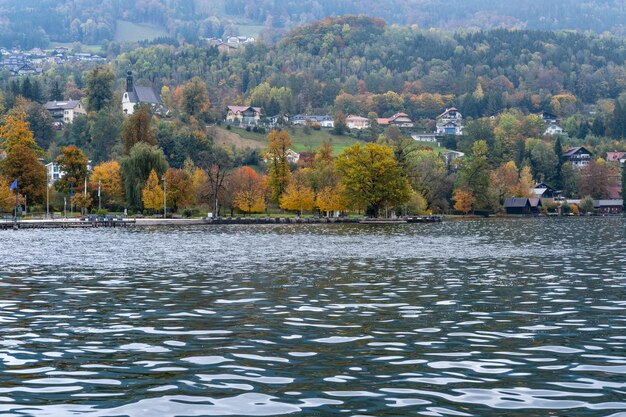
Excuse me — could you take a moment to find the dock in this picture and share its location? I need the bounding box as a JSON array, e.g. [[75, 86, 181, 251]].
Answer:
[[1, 215, 442, 230]]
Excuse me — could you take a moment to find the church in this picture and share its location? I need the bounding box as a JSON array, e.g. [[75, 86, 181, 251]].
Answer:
[[121, 71, 163, 115]]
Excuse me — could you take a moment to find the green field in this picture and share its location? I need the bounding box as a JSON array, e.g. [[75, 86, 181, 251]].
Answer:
[[114, 20, 168, 43], [226, 126, 362, 155], [49, 42, 103, 54], [237, 24, 265, 38]]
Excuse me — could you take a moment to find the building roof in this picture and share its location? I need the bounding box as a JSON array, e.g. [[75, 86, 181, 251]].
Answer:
[[228, 105, 261, 114], [437, 108, 460, 119], [563, 146, 592, 157], [529, 198, 542, 208], [346, 115, 368, 121], [130, 86, 162, 105], [504, 197, 531, 208], [44, 100, 82, 110], [594, 199, 623, 207], [606, 151, 626, 162]]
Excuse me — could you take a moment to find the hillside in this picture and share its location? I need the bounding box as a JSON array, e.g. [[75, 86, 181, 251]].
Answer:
[[4, 0, 626, 48]]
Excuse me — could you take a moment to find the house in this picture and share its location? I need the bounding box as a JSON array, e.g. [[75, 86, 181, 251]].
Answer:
[[286, 149, 300, 164], [533, 182, 559, 199], [562, 146, 592, 168], [121, 71, 163, 115], [45, 162, 64, 185], [606, 151, 626, 168], [291, 115, 334, 128], [544, 123, 565, 136], [217, 43, 239, 54], [346, 115, 370, 130], [594, 199, 623, 214], [44, 100, 86, 125], [226, 106, 262, 125], [504, 197, 542, 215], [436, 108, 463, 135], [377, 112, 414, 128], [540, 112, 558, 124]]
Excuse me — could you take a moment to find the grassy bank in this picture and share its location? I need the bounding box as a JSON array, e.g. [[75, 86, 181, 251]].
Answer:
[[215, 126, 362, 155], [114, 20, 168, 43]]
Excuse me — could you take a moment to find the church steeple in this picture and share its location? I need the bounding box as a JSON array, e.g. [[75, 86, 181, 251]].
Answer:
[[126, 70, 134, 93]]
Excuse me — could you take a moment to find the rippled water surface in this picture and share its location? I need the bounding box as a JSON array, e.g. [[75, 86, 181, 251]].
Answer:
[[1, 217, 625, 416]]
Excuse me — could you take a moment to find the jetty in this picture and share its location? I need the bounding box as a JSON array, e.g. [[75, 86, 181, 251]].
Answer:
[[1, 215, 442, 230]]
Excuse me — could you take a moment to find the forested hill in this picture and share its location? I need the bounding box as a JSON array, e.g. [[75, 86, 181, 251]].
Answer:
[[4, 0, 626, 48], [113, 16, 626, 122]]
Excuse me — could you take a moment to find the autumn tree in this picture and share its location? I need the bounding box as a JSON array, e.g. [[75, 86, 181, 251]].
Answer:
[[206, 148, 232, 216], [142, 169, 164, 212], [0, 111, 41, 155], [231, 166, 266, 214], [122, 105, 156, 154], [490, 161, 519, 206], [72, 193, 93, 215], [266, 130, 292, 202], [55, 145, 89, 194], [515, 165, 534, 197], [316, 184, 348, 215], [182, 77, 210, 119], [0, 177, 15, 212], [121, 143, 169, 209], [453, 189, 475, 214], [164, 168, 193, 212], [89, 160, 125, 209], [578, 159, 619, 199], [279, 172, 315, 215], [85, 65, 115, 112], [336, 142, 412, 217], [333, 111, 347, 135], [1, 143, 47, 204]]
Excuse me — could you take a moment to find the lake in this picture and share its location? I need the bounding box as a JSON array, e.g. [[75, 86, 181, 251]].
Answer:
[[0, 218, 625, 416]]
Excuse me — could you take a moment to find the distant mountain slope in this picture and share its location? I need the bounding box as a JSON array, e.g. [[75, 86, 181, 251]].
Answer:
[[1, 0, 626, 48]]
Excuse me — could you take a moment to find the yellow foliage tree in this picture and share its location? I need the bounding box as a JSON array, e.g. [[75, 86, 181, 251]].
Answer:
[[266, 130, 292, 202], [515, 165, 534, 197], [90, 161, 124, 207], [0, 111, 41, 155], [142, 169, 164, 212], [280, 176, 315, 215], [316, 185, 348, 215], [453, 189, 476, 214], [0, 177, 14, 212]]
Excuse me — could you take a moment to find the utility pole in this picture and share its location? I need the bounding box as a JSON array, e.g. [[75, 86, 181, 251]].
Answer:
[[98, 179, 101, 211], [46, 171, 49, 219]]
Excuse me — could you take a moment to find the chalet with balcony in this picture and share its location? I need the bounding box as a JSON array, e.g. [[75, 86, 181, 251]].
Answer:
[[436, 108, 463, 135], [562, 146, 592, 168], [377, 112, 414, 128], [226, 105, 262, 125]]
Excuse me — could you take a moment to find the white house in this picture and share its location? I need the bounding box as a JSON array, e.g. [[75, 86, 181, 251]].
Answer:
[[377, 112, 414, 128], [122, 71, 163, 115], [436, 108, 463, 135], [411, 133, 440, 143], [346, 115, 370, 130], [291, 115, 334, 128], [286, 149, 300, 164], [45, 162, 64, 186], [562, 146, 592, 168], [544, 123, 565, 136], [44, 100, 86, 125]]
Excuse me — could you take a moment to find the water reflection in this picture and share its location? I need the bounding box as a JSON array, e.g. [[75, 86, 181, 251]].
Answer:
[[0, 217, 625, 416]]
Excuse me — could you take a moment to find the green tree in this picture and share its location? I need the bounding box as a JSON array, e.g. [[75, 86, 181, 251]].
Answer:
[[54, 145, 89, 194], [90, 109, 124, 163], [456, 140, 491, 211], [336, 142, 412, 217], [121, 143, 169, 209], [85, 65, 115, 112]]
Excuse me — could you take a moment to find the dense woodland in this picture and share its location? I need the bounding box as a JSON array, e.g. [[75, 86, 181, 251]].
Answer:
[[4, 0, 626, 48], [0, 16, 625, 217]]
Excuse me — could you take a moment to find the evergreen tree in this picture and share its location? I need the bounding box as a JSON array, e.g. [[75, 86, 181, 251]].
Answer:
[[553, 135, 564, 189], [49, 80, 63, 101], [85, 65, 115, 112]]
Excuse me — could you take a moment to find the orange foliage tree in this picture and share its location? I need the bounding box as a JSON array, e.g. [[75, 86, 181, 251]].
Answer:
[[90, 161, 125, 208], [164, 168, 193, 212], [453, 189, 475, 214], [231, 166, 266, 214]]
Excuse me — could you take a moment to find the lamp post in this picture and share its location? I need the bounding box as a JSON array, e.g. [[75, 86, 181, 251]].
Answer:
[[46, 171, 49, 219], [162, 175, 167, 219], [98, 179, 101, 211]]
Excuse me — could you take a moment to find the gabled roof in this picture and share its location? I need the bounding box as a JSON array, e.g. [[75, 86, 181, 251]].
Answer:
[[529, 198, 542, 208], [44, 100, 82, 110], [133, 86, 161, 105], [504, 197, 531, 208], [346, 115, 368, 121], [227, 105, 261, 114], [563, 146, 592, 157], [606, 151, 626, 161], [535, 182, 555, 191], [437, 108, 460, 119]]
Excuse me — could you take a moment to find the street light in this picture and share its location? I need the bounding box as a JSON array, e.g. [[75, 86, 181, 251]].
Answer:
[[162, 175, 167, 219]]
